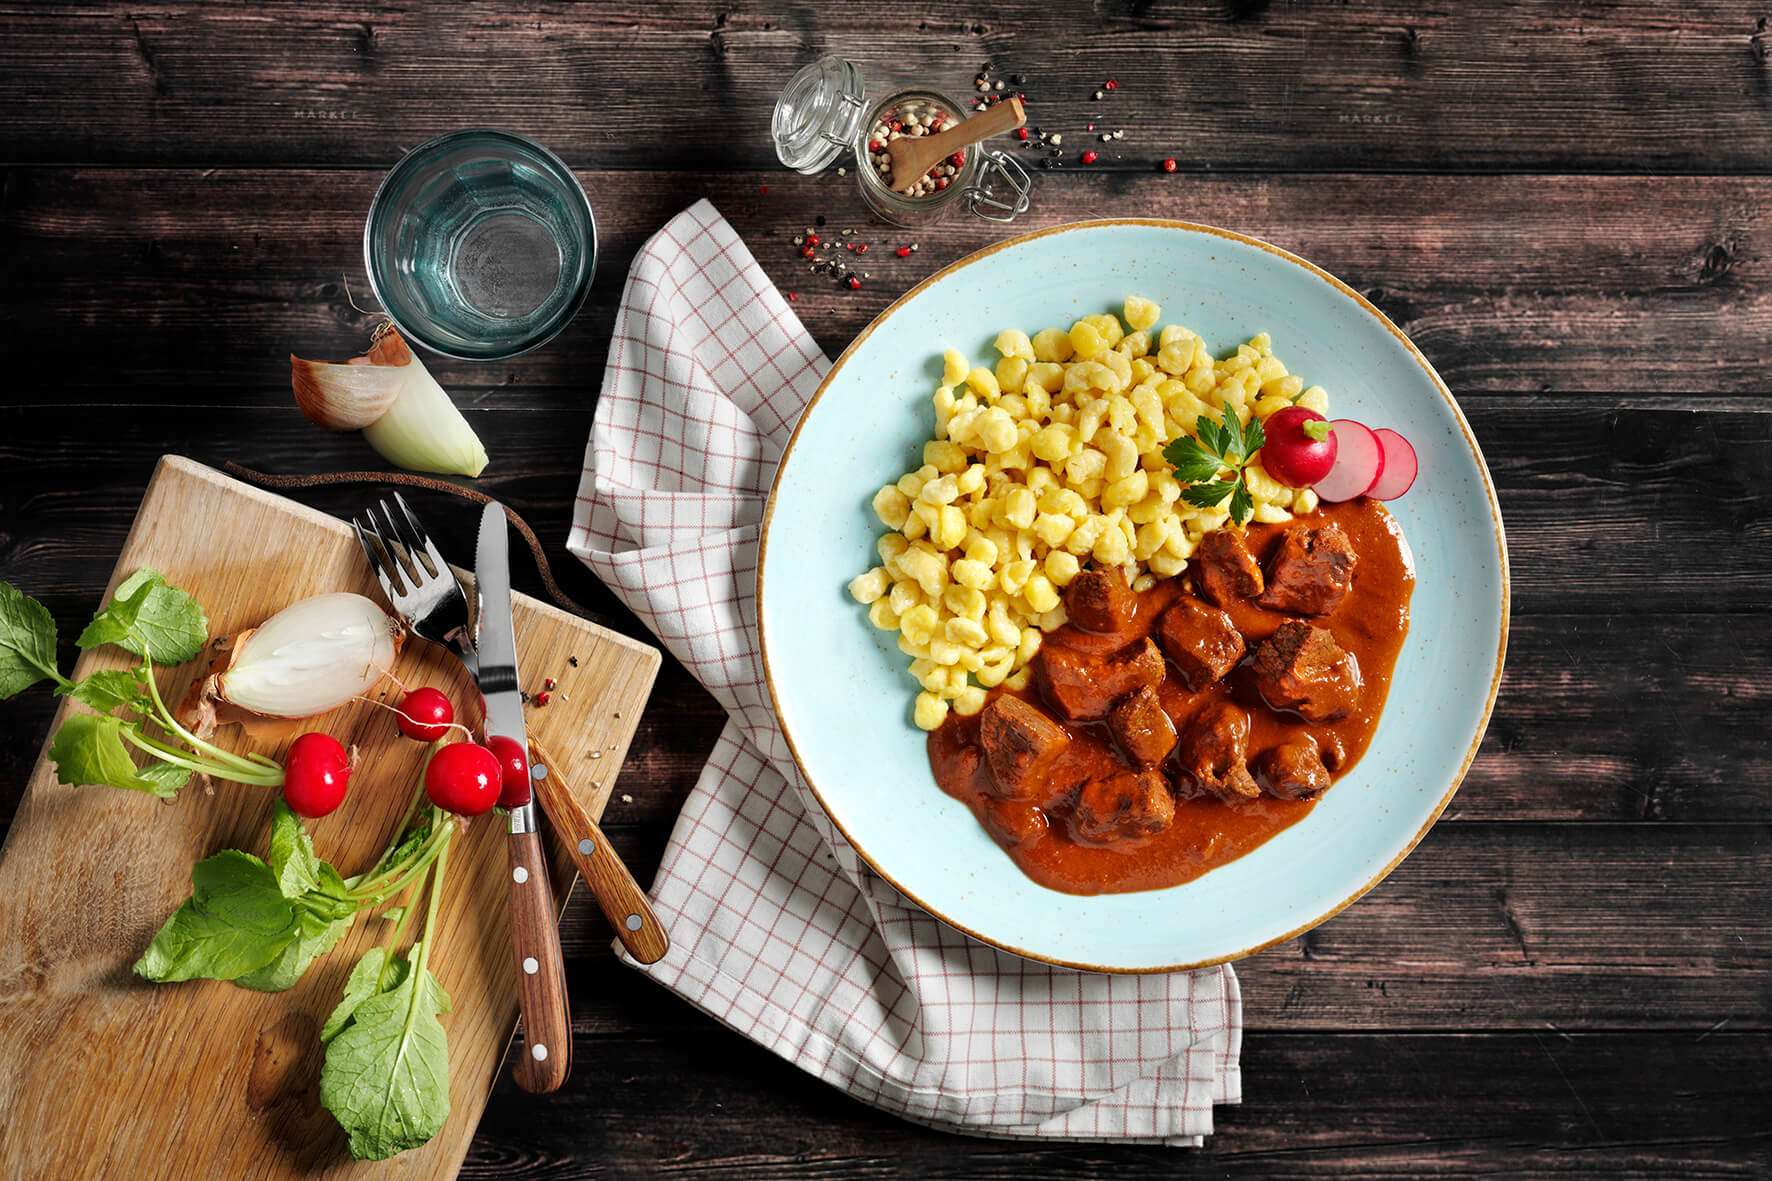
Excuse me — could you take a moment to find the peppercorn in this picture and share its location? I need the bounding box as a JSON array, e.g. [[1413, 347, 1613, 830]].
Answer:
[[949, 151, 966, 167], [801, 245, 815, 259], [1081, 150, 1099, 164], [759, 185, 768, 195], [535, 691, 551, 706], [1104, 79, 1119, 90], [787, 291, 797, 301], [854, 243, 868, 253], [1162, 158, 1178, 172], [848, 276, 861, 289], [806, 233, 820, 246], [1017, 127, 1028, 140], [896, 246, 912, 257], [544, 678, 557, 691]]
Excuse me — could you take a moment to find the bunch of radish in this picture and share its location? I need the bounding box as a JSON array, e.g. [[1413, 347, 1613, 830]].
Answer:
[[1259, 407, 1418, 503]]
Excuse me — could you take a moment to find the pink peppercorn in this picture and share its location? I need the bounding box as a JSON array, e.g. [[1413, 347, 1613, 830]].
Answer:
[[1016, 128, 1028, 140], [848, 276, 861, 289], [800, 245, 815, 259], [855, 243, 868, 253], [759, 185, 768, 195], [1104, 79, 1119, 90], [534, 691, 551, 706], [1162, 158, 1178, 172], [949, 151, 966, 167], [896, 246, 912, 258], [806, 233, 821, 246], [787, 292, 797, 301], [1081, 150, 1099, 164]]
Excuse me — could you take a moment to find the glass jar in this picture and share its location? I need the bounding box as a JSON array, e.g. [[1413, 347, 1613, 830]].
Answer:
[[771, 55, 1032, 228]]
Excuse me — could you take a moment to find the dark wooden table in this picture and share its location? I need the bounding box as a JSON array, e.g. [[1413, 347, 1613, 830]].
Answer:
[[4, 3, 1768, 1175]]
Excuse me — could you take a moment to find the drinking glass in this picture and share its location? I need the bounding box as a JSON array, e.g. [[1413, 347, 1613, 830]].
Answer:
[[364, 129, 596, 360]]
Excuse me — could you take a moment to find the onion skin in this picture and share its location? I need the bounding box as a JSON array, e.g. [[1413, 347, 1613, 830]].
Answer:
[[290, 330, 409, 431], [290, 326, 489, 478]]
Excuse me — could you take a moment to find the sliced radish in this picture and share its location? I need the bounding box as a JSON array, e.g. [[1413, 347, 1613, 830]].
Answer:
[[1367, 429, 1418, 500], [1311, 419, 1385, 502]]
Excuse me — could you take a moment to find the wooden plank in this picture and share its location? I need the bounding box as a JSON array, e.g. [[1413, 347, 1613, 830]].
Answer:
[[1, 400, 1767, 619], [4, 3, 1772, 173], [457, 1028, 1772, 1176], [0, 401, 1768, 824], [4, 168, 1772, 396], [543, 820, 1772, 1035], [0, 458, 662, 1179]]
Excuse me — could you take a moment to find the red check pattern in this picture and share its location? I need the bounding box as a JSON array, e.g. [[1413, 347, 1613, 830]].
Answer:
[[568, 200, 1241, 1144]]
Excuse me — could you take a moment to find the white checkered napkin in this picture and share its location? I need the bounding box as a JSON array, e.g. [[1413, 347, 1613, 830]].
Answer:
[[568, 199, 1242, 1144]]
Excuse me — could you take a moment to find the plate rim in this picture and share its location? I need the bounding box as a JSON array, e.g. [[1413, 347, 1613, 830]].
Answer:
[[757, 216, 1511, 973]]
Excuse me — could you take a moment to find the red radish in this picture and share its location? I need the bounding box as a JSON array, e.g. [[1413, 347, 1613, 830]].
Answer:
[[1258, 406, 1339, 488], [424, 742, 502, 816], [485, 734, 532, 808], [1311, 419, 1386, 502], [1367, 429, 1419, 500], [395, 686, 454, 741], [283, 732, 351, 818]]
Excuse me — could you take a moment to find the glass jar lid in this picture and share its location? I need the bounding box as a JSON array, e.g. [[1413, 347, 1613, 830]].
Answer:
[[772, 55, 868, 173]]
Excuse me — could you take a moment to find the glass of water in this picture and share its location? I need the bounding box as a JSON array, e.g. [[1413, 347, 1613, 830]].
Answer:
[[364, 129, 596, 360]]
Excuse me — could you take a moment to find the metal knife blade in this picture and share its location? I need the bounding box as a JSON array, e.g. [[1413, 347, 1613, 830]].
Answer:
[[475, 499, 573, 1091], [474, 501, 533, 821]]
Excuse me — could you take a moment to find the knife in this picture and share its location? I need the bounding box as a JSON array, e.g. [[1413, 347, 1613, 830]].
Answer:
[[475, 500, 572, 1094]]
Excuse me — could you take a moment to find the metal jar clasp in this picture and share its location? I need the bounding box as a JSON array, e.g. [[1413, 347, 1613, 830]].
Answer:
[[963, 150, 1033, 223]]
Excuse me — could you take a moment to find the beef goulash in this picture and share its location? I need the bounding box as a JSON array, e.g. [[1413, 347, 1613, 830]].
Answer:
[[927, 497, 1413, 895]]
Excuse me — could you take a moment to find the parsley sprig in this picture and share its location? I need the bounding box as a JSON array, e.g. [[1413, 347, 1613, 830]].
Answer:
[[1162, 411, 1267, 526]]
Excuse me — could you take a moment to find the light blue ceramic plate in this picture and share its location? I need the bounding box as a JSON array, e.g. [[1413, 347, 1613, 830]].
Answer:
[[757, 220, 1508, 972]]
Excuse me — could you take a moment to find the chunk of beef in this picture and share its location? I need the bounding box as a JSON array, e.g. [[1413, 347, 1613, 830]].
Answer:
[[1108, 685, 1178, 766], [978, 696, 1070, 801], [1257, 741, 1333, 801], [984, 799, 1051, 847], [1063, 566, 1136, 634], [1039, 637, 1166, 722], [1259, 522, 1357, 615], [1156, 596, 1245, 690], [1070, 769, 1176, 846], [1253, 621, 1363, 722], [1175, 702, 1259, 802], [1193, 529, 1264, 606]]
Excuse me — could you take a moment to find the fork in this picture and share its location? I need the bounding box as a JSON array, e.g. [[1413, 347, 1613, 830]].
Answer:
[[354, 493, 574, 1088], [352, 493, 478, 672]]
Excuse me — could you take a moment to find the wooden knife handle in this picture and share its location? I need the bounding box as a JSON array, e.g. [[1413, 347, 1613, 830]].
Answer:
[[527, 737, 670, 964], [507, 828, 573, 1093]]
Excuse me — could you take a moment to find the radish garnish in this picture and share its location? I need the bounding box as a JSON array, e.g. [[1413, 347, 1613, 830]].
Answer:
[[1311, 419, 1386, 502], [1367, 429, 1418, 500]]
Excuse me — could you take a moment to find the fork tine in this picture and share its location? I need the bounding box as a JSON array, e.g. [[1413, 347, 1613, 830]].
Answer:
[[392, 491, 448, 581], [353, 515, 406, 602], [373, 498, 424, 586]]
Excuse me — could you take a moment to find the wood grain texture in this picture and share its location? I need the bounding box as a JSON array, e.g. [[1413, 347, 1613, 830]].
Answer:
[[458, 1028, 1772, 1177], [3, 168, 1769, 397], [529, 735, 668, 964], [0, 402, 1767, 826], [541, 819, 1772, 1035], [4, 2, 1772, 173], [505, 830, 573, 1094], [0, 458, 660, 1179], [5, 0, 1772, 1174]]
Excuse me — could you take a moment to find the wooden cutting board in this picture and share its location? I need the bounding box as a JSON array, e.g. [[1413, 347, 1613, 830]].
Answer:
[[0, 456, 661, 1179]]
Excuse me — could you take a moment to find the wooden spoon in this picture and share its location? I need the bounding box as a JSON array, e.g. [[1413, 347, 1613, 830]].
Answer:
[[886, 97, 1026, 193]]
